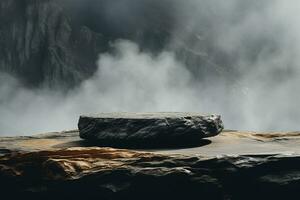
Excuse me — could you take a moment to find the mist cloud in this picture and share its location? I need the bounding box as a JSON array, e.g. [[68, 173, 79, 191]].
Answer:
[[0, 41, 204, 135], [1, 0, 300, 135]]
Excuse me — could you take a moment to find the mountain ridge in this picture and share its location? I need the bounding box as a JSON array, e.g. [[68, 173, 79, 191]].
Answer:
[[0, 0, 227, 88]]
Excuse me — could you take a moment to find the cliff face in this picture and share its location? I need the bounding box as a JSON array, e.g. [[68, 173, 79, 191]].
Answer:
[[0, 0, 226, 88], [0, 0, 106, 88]]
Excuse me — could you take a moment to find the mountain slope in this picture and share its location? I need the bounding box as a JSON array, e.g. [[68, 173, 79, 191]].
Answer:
[[0, 0, 227, 88], [0, 0, 106, 88]]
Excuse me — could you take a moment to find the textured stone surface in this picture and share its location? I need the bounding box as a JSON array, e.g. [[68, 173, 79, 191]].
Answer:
[[1, 130, 300, 155], [0, 0, 106, 88], [78, 113, 224, 148], [0, 147, 300, 200], [0, 130, 300, 199]]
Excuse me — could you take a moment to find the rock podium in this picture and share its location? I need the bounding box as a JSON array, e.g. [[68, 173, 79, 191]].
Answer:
[[78, 112, 224, 148]]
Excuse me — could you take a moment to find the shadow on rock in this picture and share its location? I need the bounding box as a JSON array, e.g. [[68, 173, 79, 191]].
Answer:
[[53, 138, 212, 150]]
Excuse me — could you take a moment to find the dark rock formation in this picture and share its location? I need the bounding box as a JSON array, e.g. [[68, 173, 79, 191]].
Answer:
[[0, 0, 230, 88], [0, 0, 109, 88], [0, 0, 173, 88], [1, 130, 300, 199], [0, 147, 300, 200], [78, 113, 224, 148]]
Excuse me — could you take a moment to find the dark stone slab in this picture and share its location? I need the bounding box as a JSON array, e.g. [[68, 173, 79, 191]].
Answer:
[[78, 112, 224, 148]]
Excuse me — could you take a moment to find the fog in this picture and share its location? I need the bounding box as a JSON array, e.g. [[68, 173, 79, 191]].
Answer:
[[1, 0, 300, 135]]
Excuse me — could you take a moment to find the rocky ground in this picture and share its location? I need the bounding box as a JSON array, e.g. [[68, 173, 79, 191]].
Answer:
[[0, 129, 299, 199]]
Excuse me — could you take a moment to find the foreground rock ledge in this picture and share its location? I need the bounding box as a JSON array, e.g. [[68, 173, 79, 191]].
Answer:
[[0, 131, 300, 199], [0, 147, 300, 200], [78, 112, 224, 148]]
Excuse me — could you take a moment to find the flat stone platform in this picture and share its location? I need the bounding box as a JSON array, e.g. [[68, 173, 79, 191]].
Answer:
[[1, 130, 299, 156], [78, 112, 223, 148]]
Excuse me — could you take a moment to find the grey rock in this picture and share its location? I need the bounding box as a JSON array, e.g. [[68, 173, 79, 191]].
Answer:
[[0, 0, 231, 88], [1, 130, 300, 199], [78, 112, 224, 148], [0, 146, 300, 200], [0, 0, 106, 88]]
